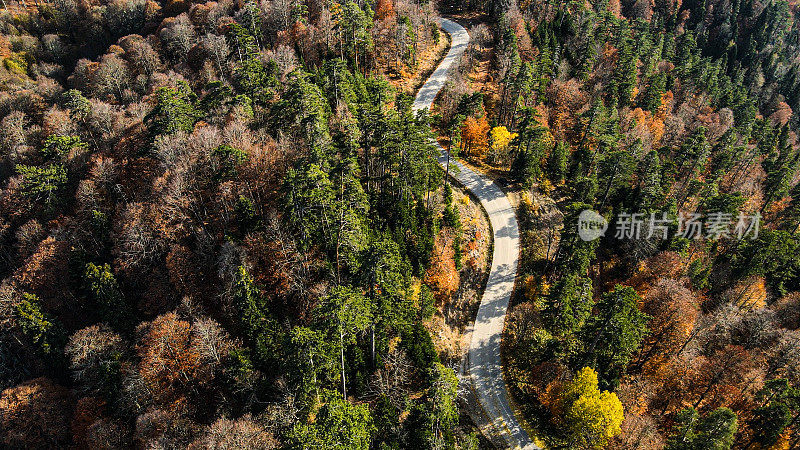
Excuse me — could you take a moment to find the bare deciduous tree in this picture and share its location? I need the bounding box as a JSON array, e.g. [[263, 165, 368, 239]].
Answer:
[[65, 324, 124, 393], [159, 14, 197, 62], [194, 415, 279, 449]]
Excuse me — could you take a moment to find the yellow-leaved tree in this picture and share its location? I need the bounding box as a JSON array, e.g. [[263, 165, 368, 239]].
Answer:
[[488, 126, 517, 166], [551, 367, 624, 448]]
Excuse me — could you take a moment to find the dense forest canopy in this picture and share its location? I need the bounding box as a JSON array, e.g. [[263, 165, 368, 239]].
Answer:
[[0, 0, 800, 446], [471, 0, 800, 446], [0, 0, 475, 447]]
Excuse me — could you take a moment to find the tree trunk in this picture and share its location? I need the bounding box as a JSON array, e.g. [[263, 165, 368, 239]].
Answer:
[[599, 165, 619, 210], [340, 328, 347, 399]]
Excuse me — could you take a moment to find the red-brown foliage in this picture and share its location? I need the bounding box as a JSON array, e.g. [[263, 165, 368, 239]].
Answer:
[[375, 0, 395, 21], [13, 236, 83, 326], [0, 378, 74, 448], [637, 278, 701, 373], [425, 229, 460, 304], [135, 313, 233, 408], [547, 79, 590, 142]]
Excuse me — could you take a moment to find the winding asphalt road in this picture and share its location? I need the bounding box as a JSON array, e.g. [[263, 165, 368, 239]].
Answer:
[[413, 18, 537, 450]]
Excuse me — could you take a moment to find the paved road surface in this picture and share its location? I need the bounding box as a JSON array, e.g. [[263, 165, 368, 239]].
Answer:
[[413, 18, 538, 450]]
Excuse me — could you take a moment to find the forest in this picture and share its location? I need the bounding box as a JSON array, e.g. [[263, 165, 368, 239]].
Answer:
[[0, 0, 479, 447], [0, 0, 799, 447], [462, 0, 800, 447]]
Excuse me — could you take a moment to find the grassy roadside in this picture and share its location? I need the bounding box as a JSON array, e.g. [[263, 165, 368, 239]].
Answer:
[[386, 23, 451, 96]]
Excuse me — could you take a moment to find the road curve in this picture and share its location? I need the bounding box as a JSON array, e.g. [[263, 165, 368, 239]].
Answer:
[[413, 18, 537, 450]]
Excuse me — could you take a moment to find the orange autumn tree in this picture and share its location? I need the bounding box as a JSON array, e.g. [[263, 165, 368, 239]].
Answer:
[[137, 313, 201, 403], [629, 250, 684, 292], [136, 313, 234, 407], [547, 78, 589, 141], [648, 91, 673, 144], [608, 0, 623, 18], [461, 116, 490, 160], [425, 229, 460, 303], [770, 101, 793, 127], [374, 0, 395, 21], [636, 278, 700, 373]]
